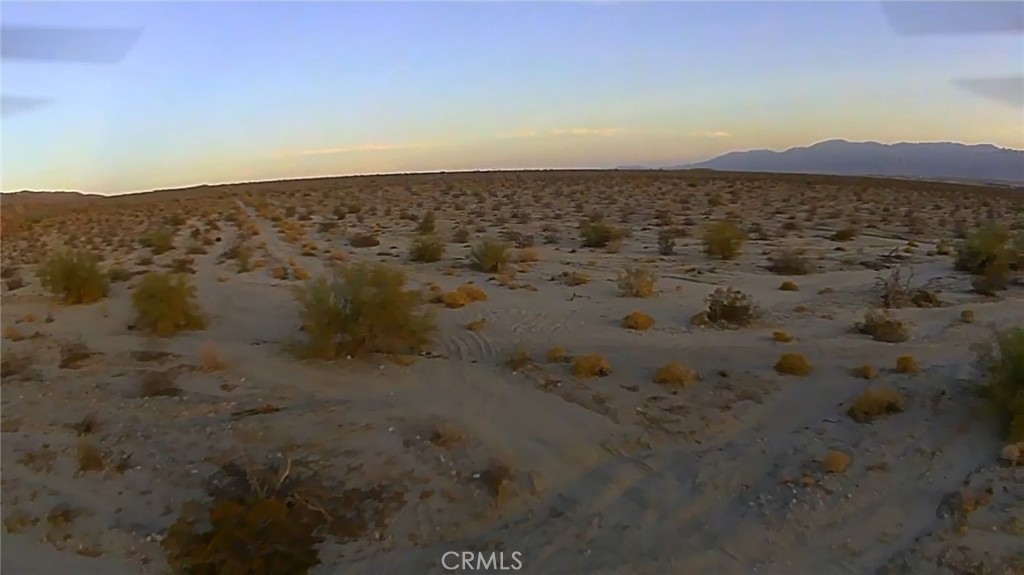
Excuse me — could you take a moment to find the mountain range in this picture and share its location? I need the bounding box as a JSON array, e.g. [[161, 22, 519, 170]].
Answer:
[[646, 140, 1024, 185]]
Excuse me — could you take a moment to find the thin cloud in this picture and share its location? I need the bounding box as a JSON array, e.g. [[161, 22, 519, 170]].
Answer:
[[690, 130, 732, 138], [279, 142, 438, 157], [496, 129, 541, 140], [497, 127, 622, 140], [551, 127, 621, 137]]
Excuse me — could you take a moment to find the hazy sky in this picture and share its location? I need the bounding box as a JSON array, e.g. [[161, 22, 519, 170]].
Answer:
[[3, 1, 1022, 195]]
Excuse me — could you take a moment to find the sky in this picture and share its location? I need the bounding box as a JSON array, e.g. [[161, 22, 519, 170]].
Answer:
[[2, 1, 1022, 195]]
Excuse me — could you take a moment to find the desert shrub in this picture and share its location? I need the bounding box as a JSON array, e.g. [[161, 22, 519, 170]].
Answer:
[[960, 309, 976, 323], [440, 290, 469, 309], [515, 247, 540, 263], [702, 220, 746, 260], [778, 280, 799, 292], [772, 330, 793, 343], [846, 388, 904, 423], [622, 311, 655, 330], [977, 326, 1024, 441], [416, 211, 436, 234], [831, 227, 858, 242], [131, 273, 206, 336], [653, 362, 698, 388], [507, 347, 532, 370], [767, 248, 813, 275], [470, 239, 510, 273], [162, 462, 334, 575], [409, 235, 445, 263], [954, 223, 1014, 276], [580, 219, 626, 248], [971, 260, 1011, 295], [108, 266, 133, 283], [141, 229, 175, 254], [451, 228, 470, 243], [455, 283, 488, 302], [895, 355, 919, 374], [875, 266, 940, 308], [222, 240, 252, 272], [349, 233, 381, 248], [4, 274, 25, 291], [617, 266, 657, 297], [546, 346, 568, 363], [293, 263, 435, 359], [558, 270, 590, 286], [572, 354, 612, 378], [656, 231, 676, 256], [856, 310, 912, 343], [36, 250, 110, 305], [774, 353, 812, 376], [822, 450, 851, 474], [139, 370, 182, 397], [706, 287, 759, 326], [851, 364, 877, 379]]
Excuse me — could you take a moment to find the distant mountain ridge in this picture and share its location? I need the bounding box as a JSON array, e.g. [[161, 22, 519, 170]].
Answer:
[[670, 140, 1024, 184]]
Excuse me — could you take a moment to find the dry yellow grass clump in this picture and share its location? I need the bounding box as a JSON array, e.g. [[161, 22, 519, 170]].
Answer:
[[857, 310, 912, 343], [851, 364, 877, 380], [847, 387, 905, 423], [546, 346, 568, 363], [622, 311, 655, 331], [778, 280, 799, 292], [895, 355, 919, 374], [572, 354, 612, 378], [466, 318, 486, 331], [441, 290, 470, 309], [652, 362, 699, 388], [199, 342, 226, 372], [440, 284, 487, 309], [822, 450, 851, 474], [774, 353, 812, 376], [772, 330, 794, 343], [456, 283, 488, 302]]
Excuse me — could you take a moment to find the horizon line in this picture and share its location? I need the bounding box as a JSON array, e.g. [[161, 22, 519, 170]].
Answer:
[[3, 137, 1022, 196]]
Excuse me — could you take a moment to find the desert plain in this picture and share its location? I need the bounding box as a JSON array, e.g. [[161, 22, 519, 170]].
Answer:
[[1, 169, 1022, 574]]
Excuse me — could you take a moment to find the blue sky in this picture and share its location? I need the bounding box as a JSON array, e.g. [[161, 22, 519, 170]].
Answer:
[[2, 1, 1022, 195]]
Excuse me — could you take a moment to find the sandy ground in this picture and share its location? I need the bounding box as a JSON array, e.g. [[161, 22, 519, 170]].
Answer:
[[1, 171, 1023, 574]]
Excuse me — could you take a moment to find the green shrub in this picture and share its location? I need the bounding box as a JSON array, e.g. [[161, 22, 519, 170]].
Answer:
[[978, 326, 1024, 441], [580, 219, 626, 248], [702, 220, 746, 260], [131, 273, 206, 336], [36, 251, 109, 305], [409, 235, 446, 263], [416, 211, 436, 234], [706, 287, 759, 326], [831, 227, 858, 242], [954, 224, 1014, 276], [470, 239, 510, 273], [141, 229, 175, 255], [293, 263, 436, 359]]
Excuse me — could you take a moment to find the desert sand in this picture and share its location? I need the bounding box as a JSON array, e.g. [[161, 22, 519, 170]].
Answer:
[[1, 170, 1022, 574]]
